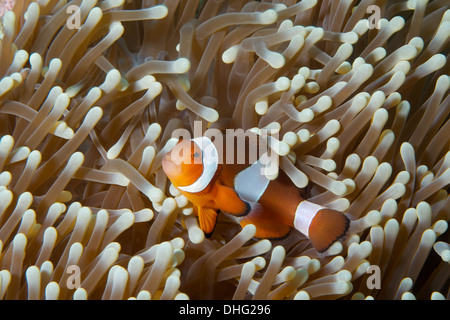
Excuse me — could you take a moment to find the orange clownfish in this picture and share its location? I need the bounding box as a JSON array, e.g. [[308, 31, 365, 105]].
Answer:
[[162, 135, 350, 252]]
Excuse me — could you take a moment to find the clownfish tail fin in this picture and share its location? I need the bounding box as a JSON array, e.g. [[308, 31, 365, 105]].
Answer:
[[294, 201, 350, 253], [308, 209, 350, 253]]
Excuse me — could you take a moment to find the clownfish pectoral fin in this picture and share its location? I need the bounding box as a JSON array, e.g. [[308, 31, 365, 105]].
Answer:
[[307, 208, 350, 253], [239, 204, 291, 239], [214, 184, 251, 217], [198, 206, 218, 236]]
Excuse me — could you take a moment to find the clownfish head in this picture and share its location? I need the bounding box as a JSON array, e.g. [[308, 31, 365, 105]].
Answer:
[[162, 137, 219, 193]]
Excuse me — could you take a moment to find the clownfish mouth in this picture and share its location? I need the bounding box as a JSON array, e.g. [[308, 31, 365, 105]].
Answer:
[[162, 153, 179, 179]]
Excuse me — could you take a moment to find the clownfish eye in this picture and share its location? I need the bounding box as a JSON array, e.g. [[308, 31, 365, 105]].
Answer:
[[193, 152, 200, 158]]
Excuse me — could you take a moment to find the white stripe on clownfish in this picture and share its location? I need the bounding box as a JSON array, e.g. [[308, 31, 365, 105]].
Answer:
[[177, 136, 219, 193], [293, 201, 324, 238], [234, 159, 270, 203]]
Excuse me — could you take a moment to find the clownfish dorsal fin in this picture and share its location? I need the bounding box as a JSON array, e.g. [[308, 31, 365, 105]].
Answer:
[[198, 206, 219, 236], [214, 183, 251, 217]]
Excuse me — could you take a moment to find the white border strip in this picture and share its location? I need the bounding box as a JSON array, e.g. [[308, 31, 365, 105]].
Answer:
[[178, 137, 218, 193], [293, 201, 324, 237], [234, 159, 270, 203]]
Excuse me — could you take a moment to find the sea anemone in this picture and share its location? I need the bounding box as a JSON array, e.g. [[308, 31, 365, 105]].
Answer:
[[0, 0, 448, 300]]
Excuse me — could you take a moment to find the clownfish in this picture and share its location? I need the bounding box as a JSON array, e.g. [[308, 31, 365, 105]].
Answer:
[[162, 134, 350, 252]]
